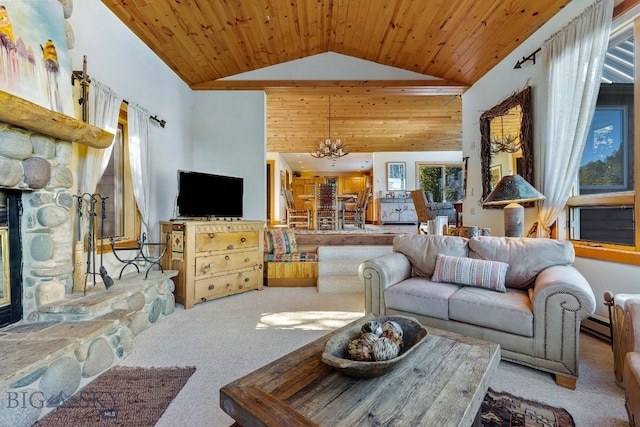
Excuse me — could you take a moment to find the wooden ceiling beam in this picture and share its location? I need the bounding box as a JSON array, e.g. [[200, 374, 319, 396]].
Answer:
[[191, 79, 468, 95]]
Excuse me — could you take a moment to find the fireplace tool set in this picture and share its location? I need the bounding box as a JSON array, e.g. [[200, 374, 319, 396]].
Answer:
[[73, 193, 114, 295], [73, 193, 170, 294]]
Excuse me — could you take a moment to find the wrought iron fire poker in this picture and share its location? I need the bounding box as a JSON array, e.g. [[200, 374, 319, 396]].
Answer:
[[98, 195, 114, 289]]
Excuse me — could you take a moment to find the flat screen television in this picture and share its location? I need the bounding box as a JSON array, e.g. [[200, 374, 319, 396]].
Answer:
[[176, 170, 243, 218]]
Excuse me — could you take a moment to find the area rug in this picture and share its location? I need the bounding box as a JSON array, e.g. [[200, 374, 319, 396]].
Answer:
[[481, 388, 575, 427], [34, 365, 196, 427]]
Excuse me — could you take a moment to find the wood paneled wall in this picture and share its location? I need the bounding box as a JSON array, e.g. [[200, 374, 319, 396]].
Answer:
[[267, 94, 462, 153]]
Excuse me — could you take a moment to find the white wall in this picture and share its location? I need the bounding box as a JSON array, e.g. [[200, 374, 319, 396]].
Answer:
[[463, 0, 636, 320], [69, 0, 192, 240], [191, 91, 267, 221]]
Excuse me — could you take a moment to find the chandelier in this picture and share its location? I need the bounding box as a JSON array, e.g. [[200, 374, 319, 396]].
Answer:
[[490, 116, 521, 154], [311, 96, 348, 159]]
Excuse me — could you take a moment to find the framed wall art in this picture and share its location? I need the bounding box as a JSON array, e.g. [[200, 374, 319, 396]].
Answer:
[[0, 1, 74, 116], [387, 162, 406, 191]]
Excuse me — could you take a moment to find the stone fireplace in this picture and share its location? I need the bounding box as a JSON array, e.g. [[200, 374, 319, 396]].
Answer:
[[0, 91, 177, 426], [0, 125, 76, 326], [0, 90, 113, 326]]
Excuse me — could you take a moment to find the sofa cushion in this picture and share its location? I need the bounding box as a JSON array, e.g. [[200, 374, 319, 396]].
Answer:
[[449, 287, 533, 337], [468, 236, 574, 290], [384, 277, 461, 320], [264, 228, 297, 255], [393, 234, 469, 278], [432, 254, 508, 293]]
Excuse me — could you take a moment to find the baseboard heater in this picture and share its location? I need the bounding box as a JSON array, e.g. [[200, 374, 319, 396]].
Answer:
[[581, 314, 612, 344]]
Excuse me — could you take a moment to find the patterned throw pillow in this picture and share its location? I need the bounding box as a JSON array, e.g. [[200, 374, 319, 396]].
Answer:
[[431, 254, 508, 293], [265, 229, 297, 255], [264, 230, 273, 253]]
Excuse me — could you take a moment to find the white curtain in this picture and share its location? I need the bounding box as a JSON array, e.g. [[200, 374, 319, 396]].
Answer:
[[128, 103, 151, 239], [79, 79, 123, 239], [536, 0, 613, 237]]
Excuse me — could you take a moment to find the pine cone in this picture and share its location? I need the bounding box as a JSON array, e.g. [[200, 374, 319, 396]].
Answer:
[[381, 329, 403, 350], [360, 332, 379, 347], [381, 320, 403, 337], [361, 320, 383, 337], [372, 337, 400, 361], [346, 338, 374, 361]]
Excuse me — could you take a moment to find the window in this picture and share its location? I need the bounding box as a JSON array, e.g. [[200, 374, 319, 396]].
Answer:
[[567, 24, 639, 261], [95, 105, 140, 249], [417, 163, 463, 202]]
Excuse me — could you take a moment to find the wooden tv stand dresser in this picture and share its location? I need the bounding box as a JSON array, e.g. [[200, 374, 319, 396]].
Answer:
[[159, 220, 264, 309]]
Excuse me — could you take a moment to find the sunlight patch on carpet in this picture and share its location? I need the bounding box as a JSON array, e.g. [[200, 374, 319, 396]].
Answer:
[[257, 311, 363, 330]]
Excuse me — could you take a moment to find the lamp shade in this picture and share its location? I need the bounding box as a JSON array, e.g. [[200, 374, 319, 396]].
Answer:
[[483, 174, 545, 206]]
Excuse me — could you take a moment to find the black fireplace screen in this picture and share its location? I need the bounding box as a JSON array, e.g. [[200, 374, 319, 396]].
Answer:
[[0, 226, 8, 309], [0, 190, 22, 327]]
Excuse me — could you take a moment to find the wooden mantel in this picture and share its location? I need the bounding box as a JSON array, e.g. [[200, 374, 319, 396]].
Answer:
[[0, 90, 113, 149]]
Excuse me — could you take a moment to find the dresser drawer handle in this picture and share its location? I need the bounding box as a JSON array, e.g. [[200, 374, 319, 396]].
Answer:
[[244, 277, 250, 283], [208, 233, 215, 238], [240, 237, 246, 243], [208, 284, 215, 290], [227, 245, 234, 250], [225, 255, 230, 261], [245, 257, 250, 263]]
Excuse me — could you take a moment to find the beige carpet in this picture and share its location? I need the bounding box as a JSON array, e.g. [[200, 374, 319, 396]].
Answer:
[[120, 287, 627, 426], [34, 366, 195, 427]]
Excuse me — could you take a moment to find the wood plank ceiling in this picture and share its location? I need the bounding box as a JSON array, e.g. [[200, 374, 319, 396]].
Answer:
[[101, 0, 572, 154]]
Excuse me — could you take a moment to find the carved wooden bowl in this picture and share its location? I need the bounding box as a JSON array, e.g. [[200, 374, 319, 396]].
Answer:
[[321, 315, 429, 378]]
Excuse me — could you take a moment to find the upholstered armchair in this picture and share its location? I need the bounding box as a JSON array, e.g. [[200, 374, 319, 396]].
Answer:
[[410, 190, 457, 232]]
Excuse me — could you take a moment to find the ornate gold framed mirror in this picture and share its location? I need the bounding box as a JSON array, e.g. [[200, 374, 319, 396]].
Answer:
[[479, 86, 533, 206]]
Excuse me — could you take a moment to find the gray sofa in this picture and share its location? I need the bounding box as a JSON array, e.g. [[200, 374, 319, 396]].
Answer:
[[358, 234, 596, 389]]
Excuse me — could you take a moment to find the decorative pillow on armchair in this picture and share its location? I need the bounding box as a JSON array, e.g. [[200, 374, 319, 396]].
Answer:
[[431, 254, 508, 293], [264, 228, 297, 255]]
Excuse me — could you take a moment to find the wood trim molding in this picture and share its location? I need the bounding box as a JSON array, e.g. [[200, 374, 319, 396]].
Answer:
[[566, 191, 634, 207], [614, 0, 640, 19], [574, 243, 640, 266]]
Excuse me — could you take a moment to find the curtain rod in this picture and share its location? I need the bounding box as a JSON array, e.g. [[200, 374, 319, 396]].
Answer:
[[122, 100, 166, 128], [72, 70, 166, 128]]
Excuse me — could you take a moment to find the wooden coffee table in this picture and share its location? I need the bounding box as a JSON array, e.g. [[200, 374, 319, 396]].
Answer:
[[220, 314, 500, 427]]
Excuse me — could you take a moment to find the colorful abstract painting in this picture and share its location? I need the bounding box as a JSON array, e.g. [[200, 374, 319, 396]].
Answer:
[[0, 0, 73, 116]]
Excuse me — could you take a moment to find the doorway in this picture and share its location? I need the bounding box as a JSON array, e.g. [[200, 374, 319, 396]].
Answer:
[[266, 160, 275, 226]]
